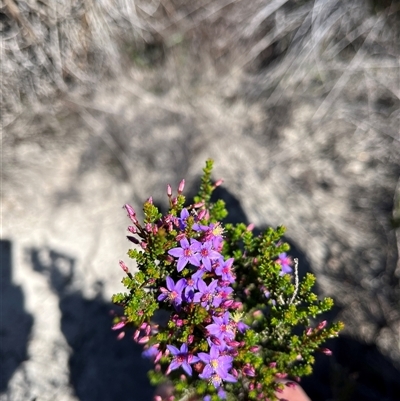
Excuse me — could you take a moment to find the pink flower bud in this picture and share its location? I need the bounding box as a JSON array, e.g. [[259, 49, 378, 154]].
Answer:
[[317, 320, 327, 330], [112, 321, 126, 330], [145, 326, 151, 336], [214, 179, 223, 187], [187, 335, 194, 344], [249, 383, 255, 391], [221, 299, 234, 308], [124, 204, 136, 219], [155, 364, 161, 372], [256, 383, 262, 390], [154, 396, 162, 401], [320, 348, 332, 356], [138, 336, 150, 344], [119, 261, 129, 273], [176, 232, 186, 241], [232, 301, 243, 310], [193, 202, 205, 208], [269, 362, 277, 368], [243, 365, 256, 377], [147, 197, 153, 204], [210, 336, 222, 346], [231, 368, 238, 378], [128, 226, 137, 234], [180, 375, 186, 381], [145, 223, 152, 232], [167, 184, 172, 197], [250, 346, 260, 352], [247, 223, 255, 231], [286, 382, 297, 388], [178, 179, 185, 194], [198, 209, 207, 220], [117, 332, 125, 340], [230, 349, 239, 357], [140, 242, 147, 250], [133, 330, 140, 341], [154, 351, 163, 363], [275, 373, 288, 379], [305, 327, 313, 336], [168, 396, 175, 401]]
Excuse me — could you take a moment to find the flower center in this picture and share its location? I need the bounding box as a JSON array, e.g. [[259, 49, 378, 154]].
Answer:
[[210, 359, 219, 369]]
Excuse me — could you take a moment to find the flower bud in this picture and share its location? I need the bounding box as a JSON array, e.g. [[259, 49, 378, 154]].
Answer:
[[119, 260, 129, 273], [249, 346, 260, 352], [305, 327, 313, 336], [124, 204, 136, 220], [198, 209, 207, 220], [214, 179, 223, 187], [243, 364, 256, 377], [127, 236, 139, 244], [246, 223, 255, 231], [154, 396, 162, 401], [317, 320, 327, 330], [117, 332, 125, 340], [249, 383, 255, 391], [127, 226, 137, 234], [232, 301, 243, 310], [167, 184, 172, 197], [147, 197, 153, 204], [187, 334, 194, 344], [193, 202, 205, 208], [133, 330, 140, 341], [154, 351, 163, 363], [112, 321, 126, 330], [275, 373, 288, 379], [178, 179, 185, 194], [269, 362, 277, 368], [176, 232, 186, 241], [320, 348, 332, 355], [138, 336, 150, 344], [140, 242, 147, 250], [221, 299, 234, 308]]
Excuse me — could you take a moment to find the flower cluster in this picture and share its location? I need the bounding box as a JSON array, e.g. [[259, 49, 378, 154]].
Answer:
[[111, 160, 344, 401]]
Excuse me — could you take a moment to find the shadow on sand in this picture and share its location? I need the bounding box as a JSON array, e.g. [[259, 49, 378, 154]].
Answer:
[[28, 247, 153, 401], [0, 240, 33, 394]]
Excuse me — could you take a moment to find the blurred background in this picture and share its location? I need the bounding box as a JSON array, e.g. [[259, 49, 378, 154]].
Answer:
[[1, 0, 400, 400]]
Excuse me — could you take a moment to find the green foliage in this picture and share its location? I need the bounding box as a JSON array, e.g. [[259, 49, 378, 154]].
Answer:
[[112, 160, 344, 401]]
